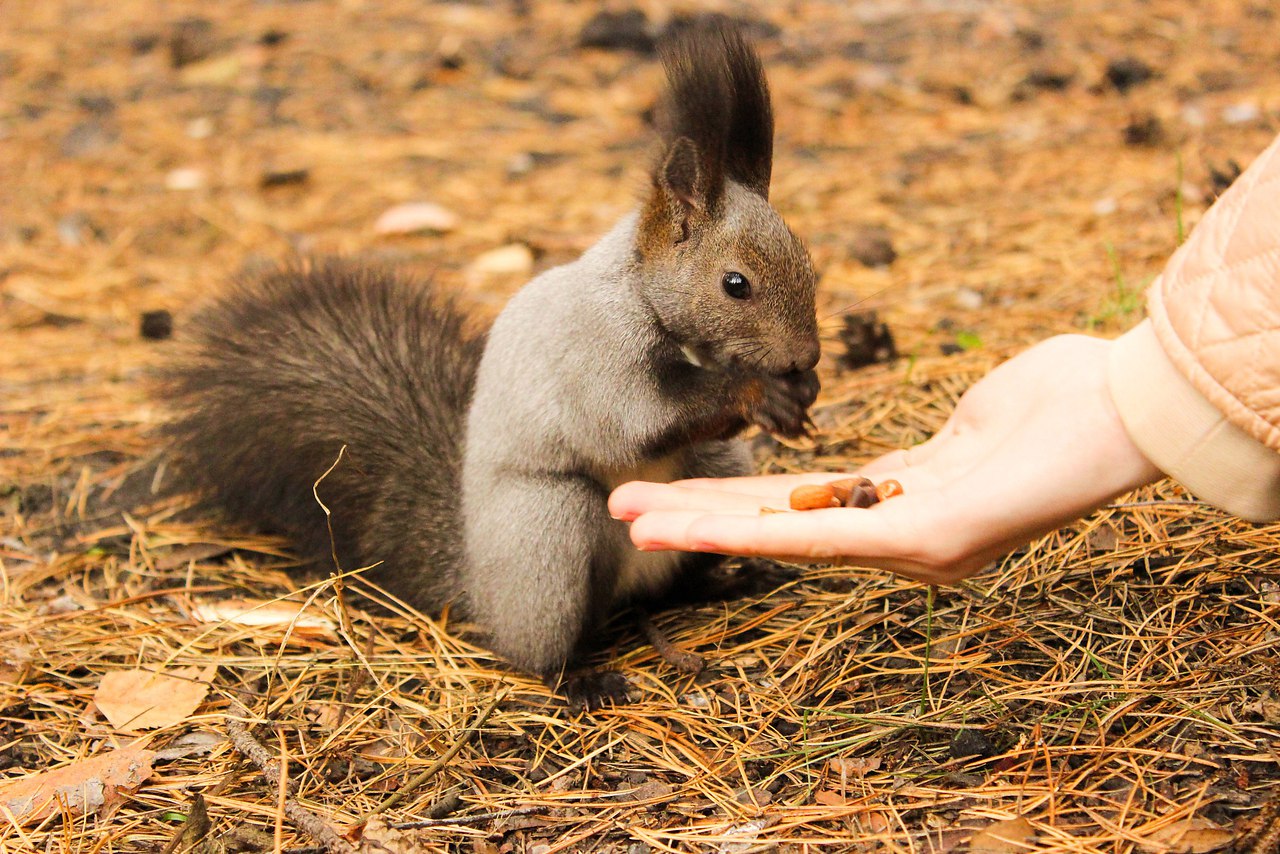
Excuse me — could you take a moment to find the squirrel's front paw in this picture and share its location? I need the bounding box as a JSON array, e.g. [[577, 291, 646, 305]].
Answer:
[[741, 369, 820, 439], [559, 669, 632, 712]]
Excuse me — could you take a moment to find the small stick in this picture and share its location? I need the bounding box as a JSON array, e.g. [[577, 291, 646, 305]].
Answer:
[[640, 613, 705, 675], [357, 687, 508, 824], [333, 628, 376, 730], [389, 806, 542, 830], [226, 700, 356, 854]]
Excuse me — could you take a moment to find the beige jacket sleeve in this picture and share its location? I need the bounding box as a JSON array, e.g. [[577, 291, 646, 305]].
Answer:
[[1108, 131, 1280, 522]]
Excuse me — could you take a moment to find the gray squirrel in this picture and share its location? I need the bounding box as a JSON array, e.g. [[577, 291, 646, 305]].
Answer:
[[162, 23, 820, 702]]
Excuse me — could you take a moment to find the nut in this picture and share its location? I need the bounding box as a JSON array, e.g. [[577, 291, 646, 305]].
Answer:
[[789, 484, 840, 511], [846, 485, 879, 508], [875, 479, 904, 501], [828, 477, 873, 505]]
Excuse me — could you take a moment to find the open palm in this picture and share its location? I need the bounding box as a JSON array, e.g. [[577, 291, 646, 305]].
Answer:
[[609, 335, 1163, 585]]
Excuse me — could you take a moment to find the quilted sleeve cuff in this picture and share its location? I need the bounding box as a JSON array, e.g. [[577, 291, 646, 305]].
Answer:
[[1108, 319, 1280, 522]]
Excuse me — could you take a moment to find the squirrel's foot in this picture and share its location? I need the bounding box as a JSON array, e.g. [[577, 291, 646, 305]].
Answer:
[[742, 369, 820, 439], [557, 669, 632, 712]]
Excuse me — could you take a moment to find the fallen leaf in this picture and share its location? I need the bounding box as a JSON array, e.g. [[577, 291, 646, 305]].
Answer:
[[625, 780, 673, 801], [95, 665, 215, 731], [468, 243, 534, 277], [373, 201, 457, 235], [813, 788, 849, 806], [178, 53, 242, 86], [359, 816, 435, 853], [828, 756, 882, 778], [1138, 818, 1234, 853], [0, 743, 156, 825], [969, 816, 1037, 853], [189, 598, 336, 636]]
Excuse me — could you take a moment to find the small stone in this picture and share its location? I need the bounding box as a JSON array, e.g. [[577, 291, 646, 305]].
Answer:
[[1105, 57, 1156, 93], [165, 167, 205, 191], [1222, 101, 1260, 125], [56, 212, 92, 247], [374, 202, 458, 235], [185, 117, 214, 139], [579, 9, 656, 54], [1093, 197, 1118, 216], [950, 729, 998, 759], [178, 54, 242, 86], [468, 243, 535, 277], [954, 287, 984, 310], [850, 227, 896, 268], [940, 342, 964, 356], [1180, 104, 1206, 128], [507, 152, 536, 177], [168, 17, 216, 69], [140, 310, 173, 341]]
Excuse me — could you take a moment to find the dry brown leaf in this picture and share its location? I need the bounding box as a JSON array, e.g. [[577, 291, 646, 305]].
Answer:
[[0, 743, 156, 825], [828, 756, 883, 778], [95, 665, 215, 731], [813, 789, 849, 806], [358, 816, 437, 853], [373, 201, 458, 235], [189, 598, 336, 635], [969, 816, 1037, 853], [1138, 818, 1234, 853]]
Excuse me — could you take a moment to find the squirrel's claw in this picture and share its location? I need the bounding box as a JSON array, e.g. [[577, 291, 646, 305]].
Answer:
[[558, 669, 632, 712], [742, 369, 820, 439]]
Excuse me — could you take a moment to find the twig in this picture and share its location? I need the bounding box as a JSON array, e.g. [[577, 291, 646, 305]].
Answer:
[[639, 613, 705, 674], [389, 806, 542, 830], [226, 699, 356, 854], [334, 628, 376, 730], [357, 687, 508, 824]]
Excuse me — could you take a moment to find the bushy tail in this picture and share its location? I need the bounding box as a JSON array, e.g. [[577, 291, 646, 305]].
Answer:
[[161, 259, 485, 611]]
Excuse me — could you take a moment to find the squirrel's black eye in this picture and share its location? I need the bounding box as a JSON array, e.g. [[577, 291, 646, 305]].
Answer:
[[722, 271, 751, 300]]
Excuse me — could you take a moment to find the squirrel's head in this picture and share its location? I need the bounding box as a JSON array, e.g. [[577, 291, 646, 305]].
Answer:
[[636, 23, 818, 376]]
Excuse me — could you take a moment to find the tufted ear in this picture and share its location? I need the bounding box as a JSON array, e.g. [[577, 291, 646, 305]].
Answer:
[[661, 138, 709, 218], [639, 137, 716, 252]]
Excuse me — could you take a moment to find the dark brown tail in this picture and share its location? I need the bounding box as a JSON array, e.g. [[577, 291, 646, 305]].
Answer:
[[160, 259, 485, 611]]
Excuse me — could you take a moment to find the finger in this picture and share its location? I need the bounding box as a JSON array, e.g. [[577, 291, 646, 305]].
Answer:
[[629, 504, 910, 562], [608, 481, 775, 521]]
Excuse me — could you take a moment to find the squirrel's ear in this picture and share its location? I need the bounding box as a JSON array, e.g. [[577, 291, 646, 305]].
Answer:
[[660, 137, 706, 215], [639, 136, 715, 253]]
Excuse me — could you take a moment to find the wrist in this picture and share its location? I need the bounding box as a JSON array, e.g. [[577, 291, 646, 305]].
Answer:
[[1107, 320, 1280, 522]]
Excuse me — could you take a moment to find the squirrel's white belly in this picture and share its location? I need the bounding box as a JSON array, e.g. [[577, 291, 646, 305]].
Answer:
[[602, 455, 687, 600]]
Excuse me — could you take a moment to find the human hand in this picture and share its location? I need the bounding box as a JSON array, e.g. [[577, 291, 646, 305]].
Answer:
[[610, 335, 1164, 585]]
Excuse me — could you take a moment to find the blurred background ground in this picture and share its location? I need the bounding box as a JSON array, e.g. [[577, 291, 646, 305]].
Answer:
[[2, 0, 1279, 851]]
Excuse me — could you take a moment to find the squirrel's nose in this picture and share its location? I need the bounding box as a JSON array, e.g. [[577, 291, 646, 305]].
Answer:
[[791, 339, 820, 373]]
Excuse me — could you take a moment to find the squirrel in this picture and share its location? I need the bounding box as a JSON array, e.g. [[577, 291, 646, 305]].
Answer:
[[161, 23, 820, 703]]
